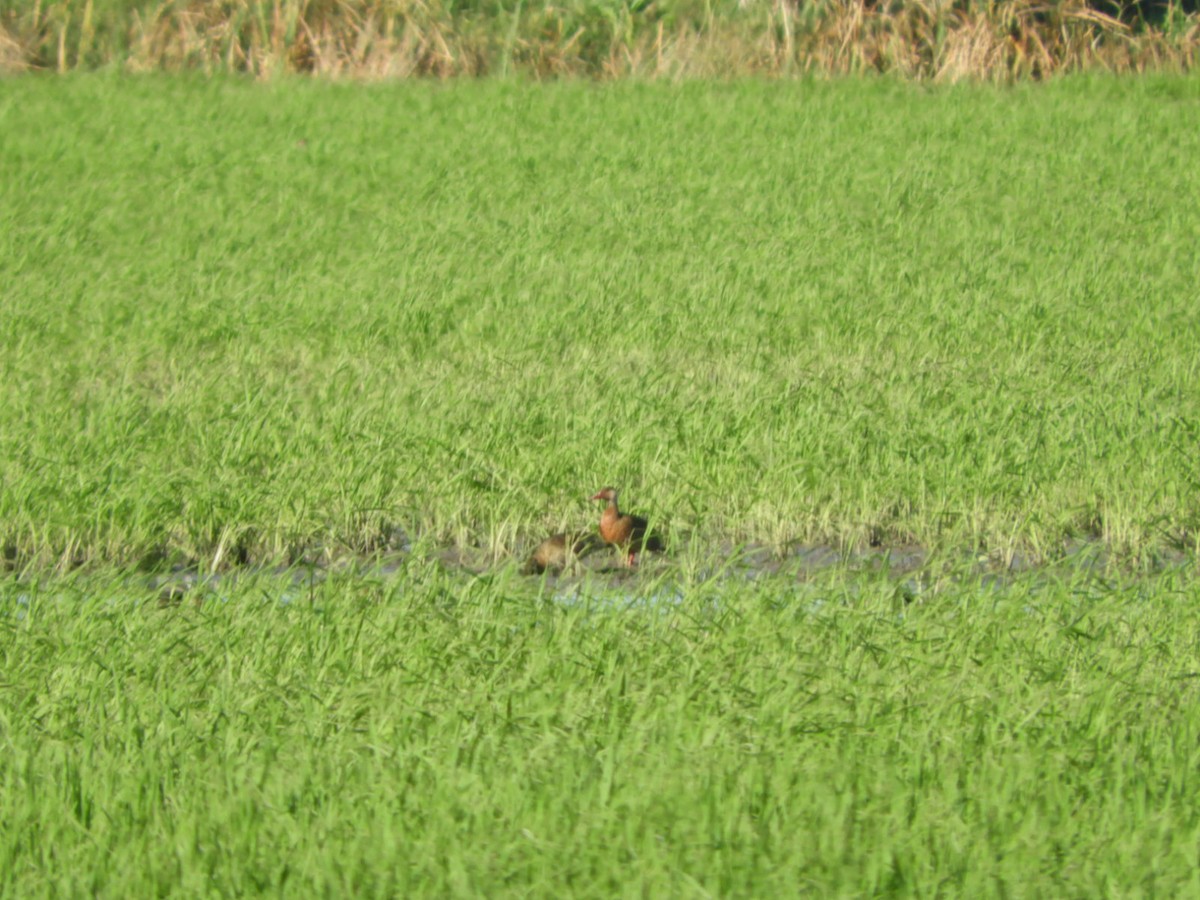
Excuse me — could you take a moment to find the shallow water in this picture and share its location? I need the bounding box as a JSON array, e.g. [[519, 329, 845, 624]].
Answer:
[[2, 536, 1194, 620]]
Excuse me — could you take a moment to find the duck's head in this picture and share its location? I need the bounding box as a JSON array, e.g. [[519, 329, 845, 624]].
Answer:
[[590, 487, 619, 503]]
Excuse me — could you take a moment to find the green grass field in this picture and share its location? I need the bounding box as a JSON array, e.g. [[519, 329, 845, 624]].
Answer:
[[4, 74, 1200, 895], [4, 566, 1200, 896], [4, 74, 1200, 570]]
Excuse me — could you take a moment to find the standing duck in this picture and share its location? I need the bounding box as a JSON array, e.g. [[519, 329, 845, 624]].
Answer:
[[524, 531, 604, 575], [590, 487, 664, 565]]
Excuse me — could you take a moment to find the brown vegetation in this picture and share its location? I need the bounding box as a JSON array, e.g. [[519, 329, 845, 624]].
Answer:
[[0, 0, 1196, 81]]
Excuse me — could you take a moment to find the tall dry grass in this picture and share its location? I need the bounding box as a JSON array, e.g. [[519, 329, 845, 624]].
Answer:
[[0, 0, 1197, 81]]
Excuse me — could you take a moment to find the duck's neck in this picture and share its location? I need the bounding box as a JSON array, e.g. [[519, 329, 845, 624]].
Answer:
[[601, 498, 620, 523]]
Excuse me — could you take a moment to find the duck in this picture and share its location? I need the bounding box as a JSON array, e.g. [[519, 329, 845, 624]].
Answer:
[[590, 487, 664, 565], [523, 531, 605, 574]]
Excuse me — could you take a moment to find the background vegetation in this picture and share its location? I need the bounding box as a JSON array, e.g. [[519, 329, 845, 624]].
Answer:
[[1, 0, 1198, 81]]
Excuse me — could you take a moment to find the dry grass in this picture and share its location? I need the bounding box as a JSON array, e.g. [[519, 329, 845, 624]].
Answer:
[[1, 0, 1197, 80]]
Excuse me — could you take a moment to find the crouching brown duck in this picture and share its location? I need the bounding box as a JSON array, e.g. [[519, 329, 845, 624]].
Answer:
[[590, 487, 664, 565], [523, 531, 605, 574]]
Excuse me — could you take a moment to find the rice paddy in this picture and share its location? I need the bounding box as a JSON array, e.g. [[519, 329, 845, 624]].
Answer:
[[5, 74, 1200, 571], [5, 564, 1200, 895], [4, 73, 1200, 895]]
